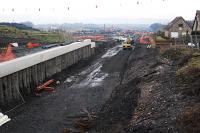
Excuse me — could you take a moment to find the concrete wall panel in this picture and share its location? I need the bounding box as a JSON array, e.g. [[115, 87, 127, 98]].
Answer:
[[0, 41, 95, 111]]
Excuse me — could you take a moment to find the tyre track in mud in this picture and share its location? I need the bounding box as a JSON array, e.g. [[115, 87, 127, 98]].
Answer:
[[119, 48, 134, 85]]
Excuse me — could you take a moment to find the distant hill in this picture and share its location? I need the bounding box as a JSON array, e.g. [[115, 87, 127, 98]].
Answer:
[[149, 23, 166, 32], [35, 23, 101, 31], [0, 22, 39, 31], [21, 21, 34, 28], [35, 23, 150, 31]]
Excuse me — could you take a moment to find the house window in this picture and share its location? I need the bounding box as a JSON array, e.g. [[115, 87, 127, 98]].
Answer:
[[179, 24, 183, 30], [182, 32, 186, 36], [178, 24, 183, 28]]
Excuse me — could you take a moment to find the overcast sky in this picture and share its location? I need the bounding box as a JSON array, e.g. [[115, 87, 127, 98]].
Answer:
[[0, 0, 199, 24]]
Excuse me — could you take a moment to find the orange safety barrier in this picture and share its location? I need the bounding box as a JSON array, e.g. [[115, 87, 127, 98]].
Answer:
[[27, 42, 41, 49], [0, 44, 16, 62], [35, 79, 55, 96], [76, 35, 106, 41]]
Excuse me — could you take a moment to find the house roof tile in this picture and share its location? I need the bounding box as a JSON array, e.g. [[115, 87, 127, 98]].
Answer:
[[165, 16, 191, 31]]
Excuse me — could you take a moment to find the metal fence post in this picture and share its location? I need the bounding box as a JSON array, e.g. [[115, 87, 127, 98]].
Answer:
[[190, 35, 193, 44], [195, 34, 198, 45]]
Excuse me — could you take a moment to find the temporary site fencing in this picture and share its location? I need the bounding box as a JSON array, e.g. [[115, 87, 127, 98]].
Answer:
[[171, 35, 200, 49]]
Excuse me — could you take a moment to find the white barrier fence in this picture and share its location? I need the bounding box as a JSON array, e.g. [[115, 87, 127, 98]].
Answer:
[[0, 39, 95, 78]]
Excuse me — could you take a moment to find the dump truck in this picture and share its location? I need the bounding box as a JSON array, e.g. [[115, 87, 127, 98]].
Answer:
[[122, 38, 134, 50]]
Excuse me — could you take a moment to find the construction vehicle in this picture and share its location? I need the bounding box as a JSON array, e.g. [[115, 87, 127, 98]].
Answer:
[[26, 42, 41, 49], [122, 38, 133, 50], [139, 36, 152, 45]]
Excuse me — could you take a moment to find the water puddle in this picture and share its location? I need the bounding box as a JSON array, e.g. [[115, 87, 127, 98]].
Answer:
[[66, 45, 121, 88], [101, 45, 121, 58]]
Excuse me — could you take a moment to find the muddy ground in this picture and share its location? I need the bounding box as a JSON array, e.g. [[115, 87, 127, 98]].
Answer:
[[92, 45, 158, 132], [1, 42, 195, 133], [1, 41, 123, 133], [91, 45, 198, 133]]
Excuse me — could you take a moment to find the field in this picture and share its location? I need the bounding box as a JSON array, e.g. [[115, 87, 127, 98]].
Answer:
[[0, 25, 66, 47]]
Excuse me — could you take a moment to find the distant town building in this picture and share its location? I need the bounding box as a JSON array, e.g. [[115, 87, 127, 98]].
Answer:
[[164, 16, 192, 38], [192, 10, 200, 35]]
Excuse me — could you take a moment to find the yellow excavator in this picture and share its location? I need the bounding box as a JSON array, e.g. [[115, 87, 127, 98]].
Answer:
[[122, 38, 133, 50]]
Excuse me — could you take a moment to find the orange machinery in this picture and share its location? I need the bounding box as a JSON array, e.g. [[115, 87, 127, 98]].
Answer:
[[26, 42, 41, 49], [139, 36, 152, 45]]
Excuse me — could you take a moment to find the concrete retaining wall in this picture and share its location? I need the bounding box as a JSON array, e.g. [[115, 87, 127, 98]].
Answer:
[[0, 40, 95, 111]]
